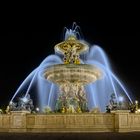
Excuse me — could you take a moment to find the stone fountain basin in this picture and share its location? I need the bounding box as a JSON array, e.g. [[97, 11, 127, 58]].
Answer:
[[44, 64, 102, 85]]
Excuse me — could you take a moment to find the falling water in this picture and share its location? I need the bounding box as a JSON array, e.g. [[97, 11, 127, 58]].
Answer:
[[84, 45, 132, 111], [10, 55, 62, 110]]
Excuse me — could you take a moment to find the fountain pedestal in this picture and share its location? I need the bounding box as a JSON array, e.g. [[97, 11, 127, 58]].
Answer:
[[44, 64, 101, 113]]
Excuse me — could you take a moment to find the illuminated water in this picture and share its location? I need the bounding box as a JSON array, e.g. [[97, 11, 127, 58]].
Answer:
[[85, 45, 132, 111], [10, 24, 132, 112]]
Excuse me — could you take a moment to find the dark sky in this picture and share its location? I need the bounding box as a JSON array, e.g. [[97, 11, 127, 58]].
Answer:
[[0, 5, 140, 107]]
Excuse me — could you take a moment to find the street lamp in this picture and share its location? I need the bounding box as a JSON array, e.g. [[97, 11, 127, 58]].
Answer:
[[135, 100, 139, 111]]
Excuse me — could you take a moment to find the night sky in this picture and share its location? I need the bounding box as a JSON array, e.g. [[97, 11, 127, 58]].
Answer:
[[0, 6, 140, 108]]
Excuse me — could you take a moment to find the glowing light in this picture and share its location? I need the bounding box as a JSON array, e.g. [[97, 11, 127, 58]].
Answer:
[[36, 107, 40, 112], [118, 96, 124, 102], [22, 97, 28, 103], [135, 100, 138, 104], [9, 101, 13, 105]]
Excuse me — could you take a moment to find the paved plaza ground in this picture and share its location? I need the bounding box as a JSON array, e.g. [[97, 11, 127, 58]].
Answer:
[[1, 132, 140, 140]]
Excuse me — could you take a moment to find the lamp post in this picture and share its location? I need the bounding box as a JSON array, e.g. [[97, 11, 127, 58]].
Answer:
[[135, 100, 139, 112]]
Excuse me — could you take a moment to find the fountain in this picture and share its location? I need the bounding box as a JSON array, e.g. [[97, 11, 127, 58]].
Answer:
[[8, 23, 132, 113]]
